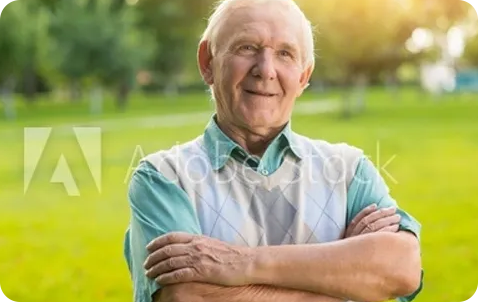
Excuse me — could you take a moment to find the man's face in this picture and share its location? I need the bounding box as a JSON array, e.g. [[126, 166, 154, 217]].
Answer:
[[203, 3, 312, 132]]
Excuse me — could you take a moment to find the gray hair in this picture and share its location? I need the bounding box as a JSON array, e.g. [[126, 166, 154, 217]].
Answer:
[[200, 0, 316, 71]]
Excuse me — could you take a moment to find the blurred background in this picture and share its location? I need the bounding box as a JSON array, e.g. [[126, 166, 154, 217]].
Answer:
[[0, 0, 477, 301]]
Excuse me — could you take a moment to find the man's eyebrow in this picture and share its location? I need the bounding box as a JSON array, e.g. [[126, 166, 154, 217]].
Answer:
[[229, 35, 260, 47], [229, 37, 299, 51], [278, 42, 299, 53]]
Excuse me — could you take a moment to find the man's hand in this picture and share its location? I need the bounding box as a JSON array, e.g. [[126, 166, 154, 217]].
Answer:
[[345, 204, 401, 238], [144, 232, 254, 286]]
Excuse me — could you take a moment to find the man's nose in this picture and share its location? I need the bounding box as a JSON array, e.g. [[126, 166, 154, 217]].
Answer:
[[251, 49, 277, 80]]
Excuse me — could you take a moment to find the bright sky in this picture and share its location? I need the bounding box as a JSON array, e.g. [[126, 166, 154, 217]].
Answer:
[[405, 4, 478, 59], [448, 27, 466, 57], [406, 26, 468, 58]]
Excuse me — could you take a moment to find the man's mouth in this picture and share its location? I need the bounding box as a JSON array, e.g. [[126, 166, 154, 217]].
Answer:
[[244, 89, 276, 97]]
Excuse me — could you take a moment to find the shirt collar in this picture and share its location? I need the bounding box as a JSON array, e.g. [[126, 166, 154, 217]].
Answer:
[[280, 120, 304, 160], [203, 115, 239, 170], [203, 114, 303, 171]]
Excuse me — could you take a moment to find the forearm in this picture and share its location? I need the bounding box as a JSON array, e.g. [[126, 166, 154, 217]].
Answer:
[[205, 284, 343, 302], [250, 232, 422, 302], [155, 282, 343, 302]]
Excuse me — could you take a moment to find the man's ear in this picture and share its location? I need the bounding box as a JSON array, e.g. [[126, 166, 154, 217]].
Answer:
[[198, 40, 214, 85], [297, 63, 314, 97]]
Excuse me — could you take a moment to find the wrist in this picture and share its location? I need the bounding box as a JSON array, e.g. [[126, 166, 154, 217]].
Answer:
[[247, 246, 276, 285]]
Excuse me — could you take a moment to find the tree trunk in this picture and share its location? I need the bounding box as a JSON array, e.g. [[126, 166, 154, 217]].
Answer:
[[89, 85, 103, 115], [70, 79, 82, 102], [385, 70, 400, 102], [341, 77, 353, 119], [163, 76, 179, 97], [23, 63, 37, 103], [116, 80, 130, 111], [353, 73, 368, 112], [1, 77, 17, 121]]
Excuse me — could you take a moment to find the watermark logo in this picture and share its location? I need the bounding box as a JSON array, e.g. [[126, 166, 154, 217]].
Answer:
[[369, 140, 398, 185], [0, 0, 16, 19], [462, 0, 478, 16], [24, 127, 102, 196]]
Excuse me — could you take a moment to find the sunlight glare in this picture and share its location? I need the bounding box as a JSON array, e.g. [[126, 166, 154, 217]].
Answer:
[[406, 28, 434, 53], [447, 26, 465, 58]]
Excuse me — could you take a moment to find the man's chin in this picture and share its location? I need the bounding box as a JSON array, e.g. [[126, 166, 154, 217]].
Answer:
[[239, 115, 282, 130]]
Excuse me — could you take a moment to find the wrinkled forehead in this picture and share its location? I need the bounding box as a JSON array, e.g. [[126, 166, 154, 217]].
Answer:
[[215, 3, 304, 53]]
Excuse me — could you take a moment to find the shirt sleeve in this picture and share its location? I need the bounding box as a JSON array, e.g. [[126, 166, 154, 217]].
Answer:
[[124, 160, 202, 302], [346, 156, 424, 302]]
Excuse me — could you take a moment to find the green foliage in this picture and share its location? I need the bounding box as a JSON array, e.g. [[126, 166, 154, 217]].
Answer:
[[463, 34, 478, 66], [303, 0, 419, 82], [1, 0, 477, 96], [0, 4, 18, 81], [413, 0, 470, 31], [135, 0, 215, 85], [0, 1, 50, 84], [460, 6, 478, 67], [48, 0, 154, 89]]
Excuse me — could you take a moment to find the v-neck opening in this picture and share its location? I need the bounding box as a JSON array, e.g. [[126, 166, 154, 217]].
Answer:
[[226, 155, 301, 191]]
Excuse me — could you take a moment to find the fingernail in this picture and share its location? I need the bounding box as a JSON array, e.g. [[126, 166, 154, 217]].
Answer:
[[370, 204, 377, 209]]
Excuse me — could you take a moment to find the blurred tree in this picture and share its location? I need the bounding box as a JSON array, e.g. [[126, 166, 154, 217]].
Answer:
[[0, 3, 20, 119], [412, 0, 470, 31], [48, 0, 100, 103], [463, 5, 478, 67], [301, 0, 418, 116], [409, 0, 470, 64], [39, 0, 62, 11], [135, 0, 215, 94], [101, 5, 155, 110], [0, 1, 52, 119], [463, 33, 478, 66], [21, 1, 52, 101], [48, 0, 154, 111]]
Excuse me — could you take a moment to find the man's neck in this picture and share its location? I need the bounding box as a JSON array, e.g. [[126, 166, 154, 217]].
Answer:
[[215, 117, 285, 157]]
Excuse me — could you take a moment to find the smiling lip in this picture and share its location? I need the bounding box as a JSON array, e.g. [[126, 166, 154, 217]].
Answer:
[[244, 89, 276, 97]]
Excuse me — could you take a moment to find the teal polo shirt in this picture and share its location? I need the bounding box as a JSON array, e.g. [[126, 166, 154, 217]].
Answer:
[[124, 116, 423, 302]]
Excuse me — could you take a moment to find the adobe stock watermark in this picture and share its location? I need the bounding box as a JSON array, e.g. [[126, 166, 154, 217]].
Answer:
[[365, 140, 398, 186], [375, 141, 398, 185], [23, 127, 102, 197], [120, 139, 401, 188]]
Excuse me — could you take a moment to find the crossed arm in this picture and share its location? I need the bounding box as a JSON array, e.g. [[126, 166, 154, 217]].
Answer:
[[126, 159, 423, 302], [251, 231, 421, 302], [149, 228, 421, 302], [154, 282, 340, 302]]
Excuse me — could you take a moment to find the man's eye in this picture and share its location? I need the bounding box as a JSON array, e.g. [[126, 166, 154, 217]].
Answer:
[[279, 50, 292, 57], [239, 45, 255, 52]]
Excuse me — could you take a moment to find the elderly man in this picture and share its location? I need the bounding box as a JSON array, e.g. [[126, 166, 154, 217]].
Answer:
[[124, 0, 423, 301]]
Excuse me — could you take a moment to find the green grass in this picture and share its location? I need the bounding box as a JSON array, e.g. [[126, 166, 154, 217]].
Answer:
[[1, 88, 477, 302], [0, 90, 327, 129]]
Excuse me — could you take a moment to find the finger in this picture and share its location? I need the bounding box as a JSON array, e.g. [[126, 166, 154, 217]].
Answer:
[[352, 206, 397, 236], [361, 214, 401, 234], [147, 232, 194, 252], [346, 204, 377, 237], [156, 267, 197, 285], [144, 243, 190, 270], [378, 224, 400, 233], [146, 255, 192, 279]]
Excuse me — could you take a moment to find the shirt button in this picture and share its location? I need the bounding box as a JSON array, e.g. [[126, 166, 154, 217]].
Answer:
[[261, 169, 269, 176]]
